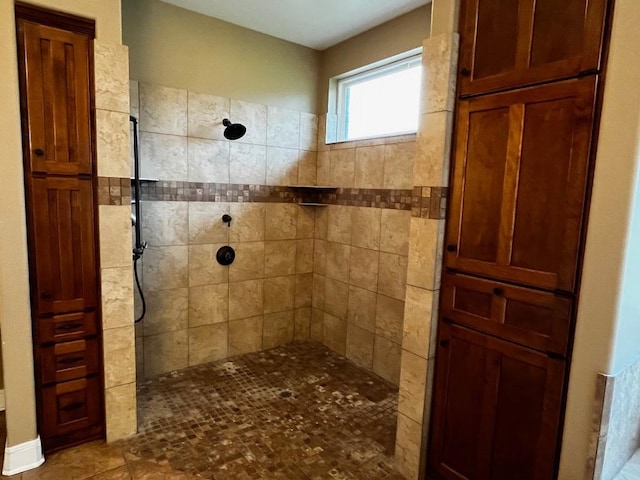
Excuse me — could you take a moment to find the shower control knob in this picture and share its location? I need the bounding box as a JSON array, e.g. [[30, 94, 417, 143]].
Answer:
[[216, 246, 236, 266]]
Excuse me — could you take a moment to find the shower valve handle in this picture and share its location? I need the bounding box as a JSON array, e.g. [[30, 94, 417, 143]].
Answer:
[[222, 214, 232, 227]]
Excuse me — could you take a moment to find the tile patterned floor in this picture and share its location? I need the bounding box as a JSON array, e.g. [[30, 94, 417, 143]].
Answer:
[[1, 341, 404, 479]]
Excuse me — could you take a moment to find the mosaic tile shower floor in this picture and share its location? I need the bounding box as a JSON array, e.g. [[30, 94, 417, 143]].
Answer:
[[118, 341, 404, 479]]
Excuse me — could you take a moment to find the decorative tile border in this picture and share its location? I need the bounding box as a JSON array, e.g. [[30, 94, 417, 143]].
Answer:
[[98, 177, 447, 216], [98, 177, 131, 205], [412, 186, 448, 219]]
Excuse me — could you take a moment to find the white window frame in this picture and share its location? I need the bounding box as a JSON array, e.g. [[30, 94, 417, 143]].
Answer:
[[333, 48, 422, 142]]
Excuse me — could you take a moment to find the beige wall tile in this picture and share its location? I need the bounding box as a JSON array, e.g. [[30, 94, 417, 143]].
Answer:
[[105, 383, 137, 442], [143, 288, 188, 335], [294, 307, 312, 340], [326, 242, 351, 283], [229, 241, 265, 282], [351, 207, 381, 250], [398, 350, 428, 424], [311, 309, 324, 341], [187, 138, 230, 183], [328, 149, 356, 187], [383, 143, 415, 190], [373, 336, 402, 385], [265, 204, 298, 240], [347, 286, 377, 332], [300, 112, 318, 151], [139, 132, 188, 181], [296, 239, 314, 273], [315, 207, 329, 240], [378, 252, 408, 300], [141, 201, 188, 247], [376, 294, 405, 344], [267, 106, 300, 149], [414, 111, 453, 187], [317, 114, 329, 151], [188, 323, 228, 366], [188, 202, 230, 244], [296, 207, 315, 239], [327, 206, 352, 244], [230, 99, 267, 145], [406, 218, 444, 291], [229, 143, 267, 184], [316, 151, 330, 185], [99, 206, 131, 269], [346, 323, 375, 370], [312, 274, 325, 311], [229, 279, 264, 320], [266, 147, 299, 185], [297, 151, 317, 185], [103, 326, 136, 388], [403, 286, 434, 359], [97, 109, 130, 178], [142, 246, 188, 291], [229, 203, 265, 242], [349, 247, 379, 292], [324, 278, 349, 320], [139, 83, 187, 136], [265, 240, 297, 277], [354, 145, 385, 189], [313, 239, 327, 275], [295, 273, 313, 308], [229, 316, 263, 356], [380, 209, 411, 256], [189, 283, 229, 327], [101, 267, 134, 330], [264, 275, 296, 314], [323, 313, 347, 355], [395, 412, 423, 480], [135, 336, 143, 381], [188, 244, 229, 286], [94, 41, 129, 113], [263, 310, 295, 349], [187, 91, 229, 141], [421, 33, 459, 115], [144, 329, 188, 378]]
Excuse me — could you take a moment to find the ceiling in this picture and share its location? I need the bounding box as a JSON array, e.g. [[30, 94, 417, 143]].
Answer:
[[161, 0, 430, 50]]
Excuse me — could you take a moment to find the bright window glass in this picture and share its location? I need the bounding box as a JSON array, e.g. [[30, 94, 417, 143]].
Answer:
[[337, 54, 422, 141]]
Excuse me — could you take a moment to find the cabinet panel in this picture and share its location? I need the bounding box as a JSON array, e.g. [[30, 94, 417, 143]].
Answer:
[[39, 339, 100, 385], [36, 311, 98, 345], [429, 324, 565, 480], [17, 19, 93, 175], [446, 78, 597, 292], [441, 274, 572, 355], [459, 0, 608, 95], [29, 177, 97, 315]]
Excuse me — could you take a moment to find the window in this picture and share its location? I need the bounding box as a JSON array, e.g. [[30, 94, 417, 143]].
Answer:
[[334, 50, 422, 142]]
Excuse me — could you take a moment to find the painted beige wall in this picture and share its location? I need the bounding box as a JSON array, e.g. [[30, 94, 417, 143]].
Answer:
[[0, 0, 122, 448], [122, 0, 320, 113], [560, 0, 640, 477], [317, 4, 431, 113]]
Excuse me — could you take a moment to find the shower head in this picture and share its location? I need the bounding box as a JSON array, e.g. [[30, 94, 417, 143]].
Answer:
[[222, 118, 246, 140]]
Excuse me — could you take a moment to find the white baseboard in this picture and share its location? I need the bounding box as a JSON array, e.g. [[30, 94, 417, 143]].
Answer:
[[2, 435, 45, 476], [0, 389, 5, 411]]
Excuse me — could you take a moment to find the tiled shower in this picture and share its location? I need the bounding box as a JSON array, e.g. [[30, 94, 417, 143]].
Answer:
[[129, 81, 415, 385]]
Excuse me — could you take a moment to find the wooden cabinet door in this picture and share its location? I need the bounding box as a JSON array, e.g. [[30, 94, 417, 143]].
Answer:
[[459, 0, 609, 96], [446, 78, 596, 292], [429, 323, 565, 480], [16, 19, 93, 175], [441, 273, 572, 355], [29, 177, 97, 315]]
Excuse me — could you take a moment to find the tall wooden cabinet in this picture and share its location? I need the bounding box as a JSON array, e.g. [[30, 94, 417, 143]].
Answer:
[[16, 4, 105, 452], [428, 1, 611, 478]]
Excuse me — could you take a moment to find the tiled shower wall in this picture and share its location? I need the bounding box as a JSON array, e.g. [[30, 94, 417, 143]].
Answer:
[[130, 82, 318, 379], [311, 138, 415, 385]]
